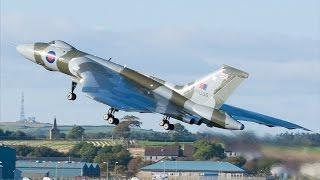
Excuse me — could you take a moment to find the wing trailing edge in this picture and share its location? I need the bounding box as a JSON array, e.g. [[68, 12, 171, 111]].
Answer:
[[220, 104, 310, 131]]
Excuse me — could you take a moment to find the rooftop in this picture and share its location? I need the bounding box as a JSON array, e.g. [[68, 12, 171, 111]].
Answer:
[[145, 145, 179, 156], [20, 169, 49, 174], [141, 161, 245, 172], [0, 145, 16, 152], [16, 161, 98, 169], [17, 156, 82, 162]]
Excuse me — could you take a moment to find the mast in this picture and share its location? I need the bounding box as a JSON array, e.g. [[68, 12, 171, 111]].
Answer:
[[20, 92, 26, 121]]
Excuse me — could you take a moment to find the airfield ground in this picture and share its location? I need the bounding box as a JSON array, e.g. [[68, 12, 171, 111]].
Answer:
[[1, 140, 320, 162], [1, 122, 319, 162]]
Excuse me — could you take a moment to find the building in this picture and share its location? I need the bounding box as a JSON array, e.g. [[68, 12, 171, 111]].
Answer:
[[49, 117, 60, 140], [21, 169, 49, 179], [0, 164, 3, 178], [224, 150, 239, 157], [0, 145, 16, 179], [16, 161, 100, 179], [182, 144, 195, 158], [144, 144, 197, 162], [144, 145, 180, 162], [139, 161, 245, 179]]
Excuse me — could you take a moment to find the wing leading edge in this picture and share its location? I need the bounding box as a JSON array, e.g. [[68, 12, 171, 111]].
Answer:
[[220, 104, 310, 131]]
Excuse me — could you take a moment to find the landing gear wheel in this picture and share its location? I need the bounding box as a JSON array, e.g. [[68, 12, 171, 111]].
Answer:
[[107, 116, 115, 124], [103, 114, 109, 120], [113, 118, 119, 125], [105, 108, 120, 125], [163, 123, 170, 130], [67, 81, 77, 100], [67, 92, 76, 100], [169, 123, 175, 130], [159, 120, 167, 126]]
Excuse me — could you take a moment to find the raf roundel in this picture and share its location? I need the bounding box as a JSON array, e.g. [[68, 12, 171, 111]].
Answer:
[[198, 83, 208, 90], [46, 51, 56, 63]]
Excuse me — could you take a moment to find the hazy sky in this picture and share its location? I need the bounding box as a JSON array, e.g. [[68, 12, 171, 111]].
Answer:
[[1, 0, 319, 134]]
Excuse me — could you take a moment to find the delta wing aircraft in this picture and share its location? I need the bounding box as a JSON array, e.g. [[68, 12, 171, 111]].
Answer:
[[17, 40, 309, 131]]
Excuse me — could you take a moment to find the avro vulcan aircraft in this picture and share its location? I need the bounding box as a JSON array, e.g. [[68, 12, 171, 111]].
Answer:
[[17, 40, 309, 131]]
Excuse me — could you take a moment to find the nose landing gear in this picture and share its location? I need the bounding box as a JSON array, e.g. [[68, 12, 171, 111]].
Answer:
[[67, 81, 77, 100], [103, 108, 119, 125]]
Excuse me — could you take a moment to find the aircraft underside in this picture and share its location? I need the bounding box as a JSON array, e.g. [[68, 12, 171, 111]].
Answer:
[[66, 73, 183, 130]]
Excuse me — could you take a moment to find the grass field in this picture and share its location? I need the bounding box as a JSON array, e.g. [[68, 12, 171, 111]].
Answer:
[[0, 139, 186, 151], [0, 140, 78, 153], [136, 140, 192, 147], [0, 139, 124, 153], [0, 122, 157, 137], [0, 123, 116, 136]]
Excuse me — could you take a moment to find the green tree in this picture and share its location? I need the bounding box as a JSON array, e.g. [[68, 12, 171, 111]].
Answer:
[[59, 133, 66, 139], [94, 145, 132, 175], [68, 142, 86, 157], [68, 142, 97, 162], [169, 123, 193, 142], [0, 129, 33, 140], [0, 129, 4, 138], [14, 145, 64, 157], [127, 157, 143, 176], [15, 145, 33, 156], [11, 130, 28, 139], [193, 140, 225, 160], [67, 125, 85, 139], [79, 143, 98, 162], [114, 115, 141, 140], [28, 146, 64, 157]]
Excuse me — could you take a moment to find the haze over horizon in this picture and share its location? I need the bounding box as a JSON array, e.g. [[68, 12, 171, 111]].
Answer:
[[1, 0, 319, 135]]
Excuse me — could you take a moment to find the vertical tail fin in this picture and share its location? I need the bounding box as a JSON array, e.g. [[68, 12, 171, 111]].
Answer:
[[179, 65, 249, 108]]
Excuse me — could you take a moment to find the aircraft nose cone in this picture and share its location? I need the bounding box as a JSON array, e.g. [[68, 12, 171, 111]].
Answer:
[[16, 44, 35, 62]]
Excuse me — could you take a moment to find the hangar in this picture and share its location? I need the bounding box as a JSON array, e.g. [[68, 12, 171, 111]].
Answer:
[[139, 161, 245, 179]]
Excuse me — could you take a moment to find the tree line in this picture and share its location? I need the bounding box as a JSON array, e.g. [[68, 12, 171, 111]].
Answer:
[[2, 125, 320, 147], [0, 129, 34, 140]]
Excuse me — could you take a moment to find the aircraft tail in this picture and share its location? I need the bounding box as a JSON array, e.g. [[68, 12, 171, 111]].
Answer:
[[180, 65, 249, 108]]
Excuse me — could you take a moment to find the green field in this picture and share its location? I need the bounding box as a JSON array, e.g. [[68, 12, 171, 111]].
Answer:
[[0, 139, 186, 151], [0, 139, 124, 153], [137, 140, 192, 147], [0, 122, 156, 137], [0, 122, 115, 136]]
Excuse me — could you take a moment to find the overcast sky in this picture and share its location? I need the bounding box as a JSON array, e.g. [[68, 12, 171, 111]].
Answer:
[[1, 0, 319, 135]]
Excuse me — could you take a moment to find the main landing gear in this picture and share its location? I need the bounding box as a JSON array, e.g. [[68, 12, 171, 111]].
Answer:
[[159, 116, 174, 130], [67, 81, 77, 100], [103, 108, 119, 125]]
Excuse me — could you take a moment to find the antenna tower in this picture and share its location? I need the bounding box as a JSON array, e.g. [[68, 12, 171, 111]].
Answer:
[[20, 92, 26, 121]]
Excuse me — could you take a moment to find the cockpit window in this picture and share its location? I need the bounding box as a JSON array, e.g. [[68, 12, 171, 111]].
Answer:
[[48, 40, 73, 49]]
